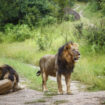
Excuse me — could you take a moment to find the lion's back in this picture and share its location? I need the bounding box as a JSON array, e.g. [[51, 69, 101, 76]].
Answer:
[[39, 55, 56, 76], [0, 64, 19, 83]]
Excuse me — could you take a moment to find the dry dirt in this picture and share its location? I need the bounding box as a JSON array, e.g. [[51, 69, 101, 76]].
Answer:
[[0, 76, 105, 105]]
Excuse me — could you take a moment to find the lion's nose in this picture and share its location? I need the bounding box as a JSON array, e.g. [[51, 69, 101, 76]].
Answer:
[[78, 52, 80, 55]]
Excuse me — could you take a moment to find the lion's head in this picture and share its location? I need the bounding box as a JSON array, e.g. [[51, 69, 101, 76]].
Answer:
[[65, 42, 80, 62], [58, 42, 80, 63], [57, 41, 80, 74]]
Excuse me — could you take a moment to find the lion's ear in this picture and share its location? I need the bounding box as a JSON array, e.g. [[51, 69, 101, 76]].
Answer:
[[64, 46, 68, 50], [64, 44, 71, 50], [73, 43, 79, 48]]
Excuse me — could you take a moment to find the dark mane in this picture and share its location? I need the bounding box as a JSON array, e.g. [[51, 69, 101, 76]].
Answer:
[[58, 41, 73, 56], [0, 64, 19, 82], [57, 41, 74, 74]]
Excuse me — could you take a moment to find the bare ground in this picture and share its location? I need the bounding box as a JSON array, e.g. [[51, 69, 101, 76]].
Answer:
[[0, 66, 105, 105], [0, 76, 105, 105]]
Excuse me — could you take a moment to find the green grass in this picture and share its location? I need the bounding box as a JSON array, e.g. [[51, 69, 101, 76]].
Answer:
[[0, 57, 57, 91], [75, 2, 104, 21], [0, 21, 81, 65], [0, 3, 105, 91], [72, 54, 105, 91], [0, 40, 56, 65], [25, 99, 46, 104], [0, 25, 105, 91], [0, 41, 105, 91], [53, 100, 68, 105]]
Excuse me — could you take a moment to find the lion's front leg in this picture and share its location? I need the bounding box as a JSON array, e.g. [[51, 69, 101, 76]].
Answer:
[[57, 72, 63, 94], [65, 73, 72, 95]]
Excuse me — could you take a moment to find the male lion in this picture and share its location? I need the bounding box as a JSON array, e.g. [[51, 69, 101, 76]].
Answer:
[[37, 42, 80, 94], [0, 64, 20, 94]]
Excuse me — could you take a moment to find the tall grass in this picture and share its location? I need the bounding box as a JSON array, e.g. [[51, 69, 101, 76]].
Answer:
[[72, 55, 105, 90], [0, 57, 57, 91], [0, 39, 105, 90], [0, 7, 105, 91], [0, 22, 82, 65]]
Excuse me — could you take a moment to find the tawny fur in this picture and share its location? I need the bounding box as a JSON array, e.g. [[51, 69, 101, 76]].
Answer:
[[37, 42, 80, 94], [0, 64, 21, 95]]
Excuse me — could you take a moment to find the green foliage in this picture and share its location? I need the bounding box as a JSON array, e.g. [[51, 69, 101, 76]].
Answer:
[[0, 19, 105, 91], [76, 0, 88, 2], [0, 0, 75, 27], [78, 0, 105, 18], [40, 16, 57, 25], [0, 0, 20, 26], [37, 29, 53, 50], [0, 57, 57, 91], [4, 24, 31, 42], [100, 0, 105, 15], [22, 0, 58, 26], [0, 32, 4, 43], [37, 35, 47, 50], [72, 55, 105, 90], [63, 14, 75, 21], [52, 0, 74, 21], [83, 20, 105, 51], [74, 22, 83, 38], [0, 0, 59, 27], [88, 1, 100, 12]]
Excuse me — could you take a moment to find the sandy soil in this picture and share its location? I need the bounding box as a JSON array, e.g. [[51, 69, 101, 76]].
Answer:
[[0, 65, 105, 105], [0, 77, 105, 105]]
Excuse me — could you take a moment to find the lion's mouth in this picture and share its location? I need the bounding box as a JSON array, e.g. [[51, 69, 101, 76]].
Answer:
[[74, 55, 80, 62]]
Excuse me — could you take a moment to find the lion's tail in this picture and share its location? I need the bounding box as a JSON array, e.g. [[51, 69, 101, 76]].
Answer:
[[36, 70, 41, 76]]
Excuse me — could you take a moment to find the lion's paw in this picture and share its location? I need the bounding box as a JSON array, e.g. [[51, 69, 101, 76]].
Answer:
[[67, 92, 73, 95]]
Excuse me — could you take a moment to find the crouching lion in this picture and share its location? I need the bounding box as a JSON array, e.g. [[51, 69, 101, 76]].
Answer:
[[37, 41, 80, 94], [0, 64, 21, 95]]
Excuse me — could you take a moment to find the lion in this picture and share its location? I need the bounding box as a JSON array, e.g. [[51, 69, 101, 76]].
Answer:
[[0, 64, 21, 95], [36, 42, 80, 94]]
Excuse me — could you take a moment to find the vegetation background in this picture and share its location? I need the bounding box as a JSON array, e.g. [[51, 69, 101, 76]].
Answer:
[[0, 0, 105, 91]]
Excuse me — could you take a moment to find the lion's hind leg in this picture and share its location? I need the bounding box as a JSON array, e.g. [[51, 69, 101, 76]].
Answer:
[[0, 79, 13, 95], [42, 71, 48, 92]]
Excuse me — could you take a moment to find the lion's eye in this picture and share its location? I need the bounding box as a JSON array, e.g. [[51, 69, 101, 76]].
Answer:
[[72, 49, 75, 51], [66, 46, 69, 50]]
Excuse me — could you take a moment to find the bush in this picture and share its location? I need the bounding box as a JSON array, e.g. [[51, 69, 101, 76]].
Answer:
[[4, 24, 31, 42], [0, 32, 4, 43], [63, 14, 75, 21], [83, 20, 105, 51], [40, 16, 57, 26], [100, 0, 105, 15], [89, 1, 100, 12], [74, 22, 83, 38], [0, 0, 59, 27], [36, 28, 53, 50]]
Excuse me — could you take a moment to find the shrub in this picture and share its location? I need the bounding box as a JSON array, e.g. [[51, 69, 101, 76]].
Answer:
[[74, 22, 83, 38], [4, 24, 31, 42], [36, 28, 53, 50], [83, 20, 105, 51], [63, 14, 75, 21], [0, 32, 4, 43], [40, 16, 57, 26], [100, 0, 105, 15]]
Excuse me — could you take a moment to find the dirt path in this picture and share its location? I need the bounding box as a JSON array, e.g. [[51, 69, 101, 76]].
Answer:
[[0, 85, 105, 105], [0, 6, 105, 104], [0, 74, 105, 105]]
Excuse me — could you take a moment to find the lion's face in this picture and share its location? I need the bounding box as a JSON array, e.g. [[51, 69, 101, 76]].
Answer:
[[70, 43, 80, 62], [63, 42, 80, 63]]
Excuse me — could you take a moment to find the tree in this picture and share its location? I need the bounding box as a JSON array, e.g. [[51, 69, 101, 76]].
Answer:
[[0, 0, 20, 27]]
